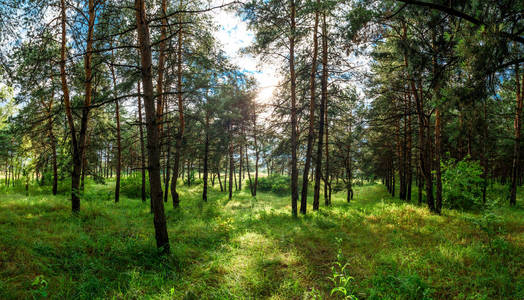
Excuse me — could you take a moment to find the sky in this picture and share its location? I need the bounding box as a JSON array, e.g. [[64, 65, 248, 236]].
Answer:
[[209, 6, 280, 105]]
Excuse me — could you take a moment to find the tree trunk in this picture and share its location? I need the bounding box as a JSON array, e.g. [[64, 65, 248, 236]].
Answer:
[[229, 128, 234, 200], [289, 0, 299, 217], [135, 0, 170, 253], [482, 99, 488, 203], [110, 46, 122, 203], [433, 38, 442, 214], [407, 93, 413, 202], [203, 110, 209, 202], [156, 0, 168, 134], [510, 63, 523, 206], [137, 81, 147, 203], [300, 2, 319, 214], [434, 108, 442, 213], [403, 22, 434, 211], [59, 0, 80, 212], [253, 114, 259, 196], [346, 123, 353, 202], [321, 12, 331, 207], [245, 144, 254, 196], [163, 96, 172, 202], [239, 129, 243, 191], [44, 83, 58, 196], [313, 11, 328, 212], [171, 0, 185, 208]]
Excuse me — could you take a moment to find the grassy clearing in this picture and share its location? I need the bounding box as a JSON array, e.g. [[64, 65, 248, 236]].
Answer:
[[0, 182, 522, 299]]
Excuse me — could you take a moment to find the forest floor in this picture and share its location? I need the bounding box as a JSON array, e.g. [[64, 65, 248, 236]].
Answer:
[[0, 181, 523, 299]]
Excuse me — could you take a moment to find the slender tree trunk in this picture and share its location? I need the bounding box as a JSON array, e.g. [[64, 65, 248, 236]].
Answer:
[[137, 81, 147, 203], [187, 160, 191, 186], [229, 128, 234, 200], [239, 130, 243, 191], [163, 96, 171, 202], [400, 95, 407, 200], [234, 164, 237, 190], [482, 99, 488, 203], [289, 0, 299, 217], [346, 122, 353, 202], [300, 3, 319, 214], [321, 12, 331, 206], [434, 108, 442, 213], [510, 63, 523, 206], [135, 0, 170, 253], [218, 168, 223, 192], [407, 93, 413, 202], [313, 11, 328, 211], [246, 144, 254, 196], [433, 39, 442, 214], [203, 110, 209, 202], [43, 85, 58, 196], [253, 112, 259, 196], [156, 0, 168, 134], [171, 0, 184, 208], [110, 46, 122, 203], [81, 133, 90, 191], [403, 23, 434, 211], [60, 0, 80, 212]]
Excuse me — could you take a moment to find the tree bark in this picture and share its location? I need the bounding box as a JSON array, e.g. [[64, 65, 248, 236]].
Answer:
[[289, 0, 299, 217], [300, 2, 319, 214], [510, 63, 523, 206], [163, 97, 171, 202], [171, 0, 184, 208], [203, 109, 209, 202], [313, 11, 328, 212], [43, 82, 58, 195], [59, 0, 80, 212], [320, 11, 330, 207], [245, 143, 254, 196], [239, 128, 243, 191], [135, 0, 170, 253], [407, 93, 413, 202], [253, 113, 259, 196], [110, 45, 122, 203], [156, 0, 168, 134], [137, 81, 147, 203], [229, 127, 234, 200]]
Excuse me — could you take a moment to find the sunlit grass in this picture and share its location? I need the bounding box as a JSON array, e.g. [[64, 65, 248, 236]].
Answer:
[[0, 181, 522, 299]]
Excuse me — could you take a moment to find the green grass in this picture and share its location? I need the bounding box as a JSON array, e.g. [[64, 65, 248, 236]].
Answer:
[[0, 181, 523, 299]]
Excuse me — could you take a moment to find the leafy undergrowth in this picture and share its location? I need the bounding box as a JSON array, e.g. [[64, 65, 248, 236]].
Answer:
[[0, 182, 522, 299]]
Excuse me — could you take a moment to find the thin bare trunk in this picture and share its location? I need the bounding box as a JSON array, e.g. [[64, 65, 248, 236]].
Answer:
[[137, 81, 147, 203], [289, 0, 299, 217], [171, 0, 184, 208], [203, 110, 209, 202], [313, 12, 328, 211], [135, 0, 170, 253], [110, 45, 122, 203], [300, 2, 319, 214], [510, 63, 523, 206]]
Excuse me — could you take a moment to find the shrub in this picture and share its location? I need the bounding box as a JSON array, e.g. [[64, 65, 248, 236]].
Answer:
[[120, 175, 150, 199], [332, 180, 347, 192], [257, 175, 274, 192], [441, 157, 483, 209], [257, 174, 290, 194]]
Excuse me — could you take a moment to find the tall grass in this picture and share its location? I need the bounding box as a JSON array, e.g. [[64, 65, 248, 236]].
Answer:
[[0, 181, 522, 299]]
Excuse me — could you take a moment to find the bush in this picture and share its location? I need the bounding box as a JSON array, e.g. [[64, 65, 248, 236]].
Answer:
[[441, 157, 483, 209], [120, 175, 150, 199], [257, 174, 290, 194], [332, 180, 347, 192]]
